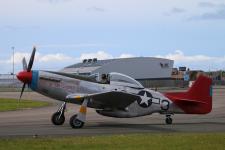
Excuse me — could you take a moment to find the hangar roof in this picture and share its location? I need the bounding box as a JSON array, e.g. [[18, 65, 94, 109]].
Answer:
[[65, 59, 115, 68]]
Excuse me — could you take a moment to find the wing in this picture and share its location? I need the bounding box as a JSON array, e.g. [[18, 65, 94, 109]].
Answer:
[[66, 91, 140, 109]]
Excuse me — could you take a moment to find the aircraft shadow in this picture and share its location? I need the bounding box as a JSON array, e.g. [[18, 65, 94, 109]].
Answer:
[[84, 121, 225, 133], [86, 122, 177, 132]]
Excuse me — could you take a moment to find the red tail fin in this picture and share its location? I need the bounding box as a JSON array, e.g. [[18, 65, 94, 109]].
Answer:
[[165, 75, 212, 114]]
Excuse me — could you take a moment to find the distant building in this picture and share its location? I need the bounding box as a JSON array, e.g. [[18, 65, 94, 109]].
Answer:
[[171, 68, 184, 80], [206, 70, 225, 81], [171, 67, 204, 81]]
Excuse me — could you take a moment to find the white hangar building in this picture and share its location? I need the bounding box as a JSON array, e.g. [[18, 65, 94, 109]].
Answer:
[[60, 57, 174, 81]]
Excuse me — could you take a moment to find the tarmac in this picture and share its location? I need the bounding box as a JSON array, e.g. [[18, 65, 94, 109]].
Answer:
[[0, 88, 225, 138]]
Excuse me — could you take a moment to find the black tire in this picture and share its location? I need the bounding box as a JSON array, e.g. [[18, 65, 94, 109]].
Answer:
[[51, 112, 65, 125], [166, 117, 173, 125], [69, 114, 84, 129]]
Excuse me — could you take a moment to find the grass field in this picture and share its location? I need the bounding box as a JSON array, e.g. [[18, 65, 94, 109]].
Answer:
[[0, 98, 50, 111], [0, 133, 224, 150]]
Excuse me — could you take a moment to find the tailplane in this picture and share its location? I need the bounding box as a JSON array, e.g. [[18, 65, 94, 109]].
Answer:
[[165, 75, 212, 114]]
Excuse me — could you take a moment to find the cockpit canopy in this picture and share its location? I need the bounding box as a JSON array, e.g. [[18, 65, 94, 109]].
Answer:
[[89, 72, 144, 88], [109, 72, 144, 88]]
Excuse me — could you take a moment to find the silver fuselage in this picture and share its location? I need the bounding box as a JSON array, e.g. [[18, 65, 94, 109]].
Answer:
[[30, 71, 183, 118]]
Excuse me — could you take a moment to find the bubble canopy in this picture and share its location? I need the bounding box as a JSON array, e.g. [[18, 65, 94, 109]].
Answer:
[[109, 72, 144, 88]]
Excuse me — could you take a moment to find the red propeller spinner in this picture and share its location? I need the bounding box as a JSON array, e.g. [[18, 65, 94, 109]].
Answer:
[[16, 47, 36, 99], [16, 71, 32, 84]]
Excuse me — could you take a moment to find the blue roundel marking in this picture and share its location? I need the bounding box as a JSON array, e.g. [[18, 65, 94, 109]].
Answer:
[[30, 70, 39, 91]]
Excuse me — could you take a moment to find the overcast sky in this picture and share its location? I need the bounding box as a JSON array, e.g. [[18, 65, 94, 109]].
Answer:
[[0, 0, 225, 73]]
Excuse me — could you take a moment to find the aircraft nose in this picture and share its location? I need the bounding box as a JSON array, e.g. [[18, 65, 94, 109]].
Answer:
[[16, 71, 32, 84]]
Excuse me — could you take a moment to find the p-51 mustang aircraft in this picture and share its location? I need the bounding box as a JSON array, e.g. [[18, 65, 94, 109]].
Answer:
[[17, 47, 212, 129]]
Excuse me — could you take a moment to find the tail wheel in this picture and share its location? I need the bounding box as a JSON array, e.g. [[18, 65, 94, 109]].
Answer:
[[69, 114, 84, 129], [165, 117, 173, 125], [51, 112, 65, 125]]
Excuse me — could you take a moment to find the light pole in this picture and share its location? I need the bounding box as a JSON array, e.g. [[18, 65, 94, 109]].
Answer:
[[12, 46, 15, 80]]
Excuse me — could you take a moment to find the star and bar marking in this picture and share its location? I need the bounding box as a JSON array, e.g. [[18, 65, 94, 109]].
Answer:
[[137, 90, 161, 108]]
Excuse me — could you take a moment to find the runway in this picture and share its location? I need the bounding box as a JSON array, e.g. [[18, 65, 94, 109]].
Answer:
[[0, 88, 225, 137]]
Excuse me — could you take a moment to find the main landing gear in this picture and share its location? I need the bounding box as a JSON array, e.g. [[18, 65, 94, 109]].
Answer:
[[51, 102, 66, 125], [165, 114, 173, 125], [69, 99, 88, 129], [51, 99, 89, 129]]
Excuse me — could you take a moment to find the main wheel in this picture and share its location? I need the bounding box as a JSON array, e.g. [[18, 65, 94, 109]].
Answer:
[[51, 112, 65, 125], [165, 117, 173, 125], [69, 114, 84, 129]]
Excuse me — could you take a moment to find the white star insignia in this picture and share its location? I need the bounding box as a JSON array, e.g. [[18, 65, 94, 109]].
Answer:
[[140, 92, 150, 106]]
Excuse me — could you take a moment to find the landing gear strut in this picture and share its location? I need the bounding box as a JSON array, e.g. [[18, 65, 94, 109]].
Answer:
[[70, 99, 88, 129], [165, 115, 173, 125], [51, 102, 66, 125]]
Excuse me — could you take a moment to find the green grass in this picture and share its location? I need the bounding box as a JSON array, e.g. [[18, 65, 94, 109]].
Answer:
[[0, 133, 224, 150], [0, 98, 50, 111]]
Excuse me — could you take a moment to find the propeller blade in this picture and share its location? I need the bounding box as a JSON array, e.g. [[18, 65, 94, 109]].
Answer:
[[19, 83, 26, 101], [22, 57, 28, 71], [27, 46, 36, 72]]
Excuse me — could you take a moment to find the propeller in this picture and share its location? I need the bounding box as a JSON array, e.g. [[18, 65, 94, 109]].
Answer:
[[20, 83, 26, 100], [17, 47, 36, 100], [27, 47, 36, 72], [22, 57, 27, 71]]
